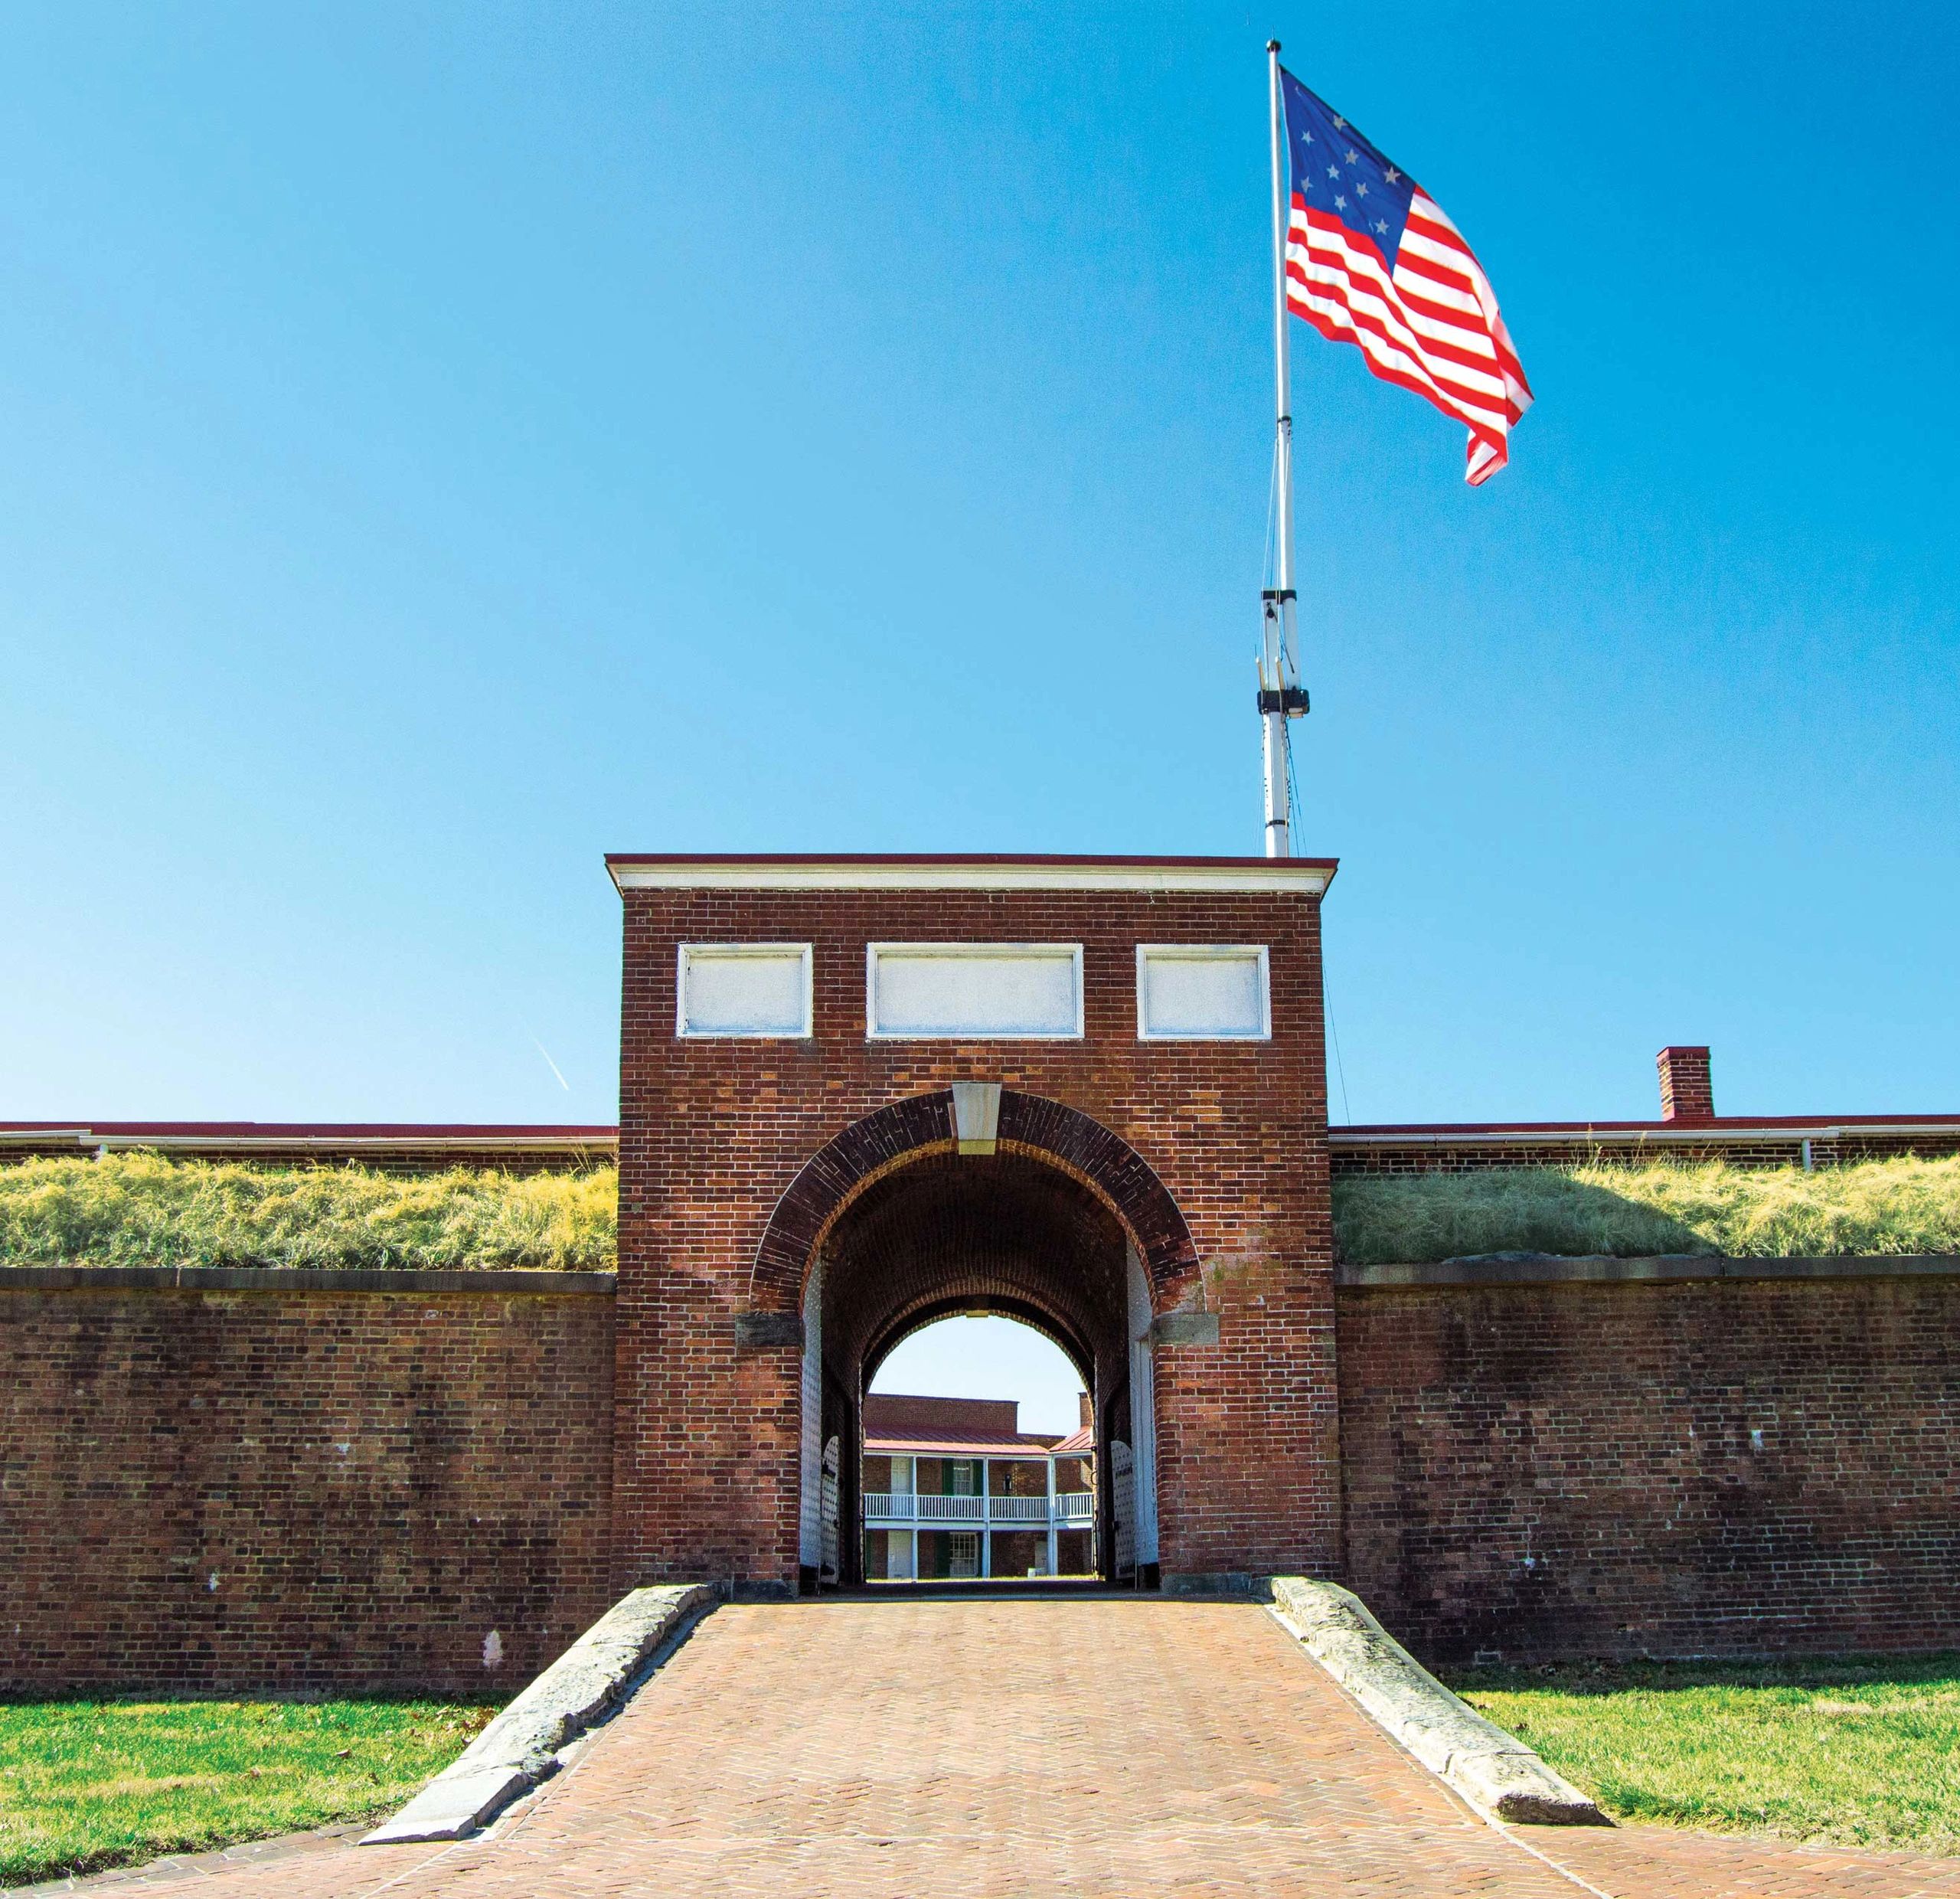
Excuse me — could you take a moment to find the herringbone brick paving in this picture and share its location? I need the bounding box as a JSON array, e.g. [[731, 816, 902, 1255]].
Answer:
[[59, 1599, 1960, 1897]]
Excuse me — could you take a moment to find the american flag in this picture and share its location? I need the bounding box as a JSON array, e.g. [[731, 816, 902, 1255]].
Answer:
[[1280, 68, 1530, 484]]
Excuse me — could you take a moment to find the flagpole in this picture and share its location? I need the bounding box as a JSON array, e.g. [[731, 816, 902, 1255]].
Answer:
[[1261, 38, 1305, 858]]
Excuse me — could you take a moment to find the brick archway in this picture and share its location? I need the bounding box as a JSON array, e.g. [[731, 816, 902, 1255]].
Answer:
[[749, 1087, 1203, 1321]]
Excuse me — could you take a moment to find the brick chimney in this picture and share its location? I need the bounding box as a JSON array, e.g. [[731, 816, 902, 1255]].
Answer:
[[1657, 1045, 1714, 1122], [1078, 1391, 1093, 1430]]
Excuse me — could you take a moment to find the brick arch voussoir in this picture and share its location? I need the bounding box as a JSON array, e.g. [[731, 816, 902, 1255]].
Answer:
[[746, 1087, 1202, 1319], [750, 1092, 955, 1310], [995, 1092, 1203, 1306]]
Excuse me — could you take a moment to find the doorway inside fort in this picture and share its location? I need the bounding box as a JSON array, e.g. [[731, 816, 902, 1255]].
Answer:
[[795, 1149, 1159, 1590], [861, 1322, 1099, 1582]]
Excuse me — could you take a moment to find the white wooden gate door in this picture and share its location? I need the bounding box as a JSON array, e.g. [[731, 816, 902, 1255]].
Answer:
[[1110, 1438, 1136, 1578], [819, 1435, 841, 1584]]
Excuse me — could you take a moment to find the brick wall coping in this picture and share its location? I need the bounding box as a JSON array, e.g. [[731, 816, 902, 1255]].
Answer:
[[0, 1263, 616, 1293], [605, 851, 1338, 894], [11, 1110, 1949, 1163], [9, 1114, 1949, 1180], [1338, 1253, 1960, 1289], [1331, 1116, 1960, 1144]]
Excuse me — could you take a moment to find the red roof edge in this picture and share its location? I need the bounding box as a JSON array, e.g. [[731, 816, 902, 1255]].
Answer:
[[0, 1121, 617, 1140], [863, 1433, 1069, 1456]]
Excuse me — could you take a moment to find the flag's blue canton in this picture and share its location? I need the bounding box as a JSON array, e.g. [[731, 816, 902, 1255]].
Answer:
[[1281, 73, 1417, 269]]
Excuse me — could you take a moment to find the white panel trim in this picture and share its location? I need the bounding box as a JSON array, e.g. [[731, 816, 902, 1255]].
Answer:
[[866, 943, 1084, 1041], [1135, 944, 1272, 1041], [676, 942, 813, 1039], [612, 859, 1334, 895]]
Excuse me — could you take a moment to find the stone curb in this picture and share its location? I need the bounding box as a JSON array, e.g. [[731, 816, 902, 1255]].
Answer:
[[362, 1583, 717, 1845], [1337, 1252, 1960, 1289], [1267, 1577, 1609, 1827], [0, 1263, 616, 1294]]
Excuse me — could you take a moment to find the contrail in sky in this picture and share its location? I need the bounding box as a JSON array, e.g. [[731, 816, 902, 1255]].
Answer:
[[532, 1038, 570, 1093]]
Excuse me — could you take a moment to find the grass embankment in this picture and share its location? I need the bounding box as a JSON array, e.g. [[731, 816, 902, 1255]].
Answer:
[[0, 1698, 498, 1887], [8, 1152, 1958, 1273], [1332, 1155, 1960, 1267], [1451, 1655, 1960, 1850], [0, 1154, 617, 1272]]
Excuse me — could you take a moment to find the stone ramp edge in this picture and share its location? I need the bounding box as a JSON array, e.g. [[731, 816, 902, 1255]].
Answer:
[[362, 1582, 719, 1845], [1267, 1576, 1609, 1827]]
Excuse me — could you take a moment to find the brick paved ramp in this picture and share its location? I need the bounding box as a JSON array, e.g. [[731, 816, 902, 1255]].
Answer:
[[104, 1599, 1960, 1898]]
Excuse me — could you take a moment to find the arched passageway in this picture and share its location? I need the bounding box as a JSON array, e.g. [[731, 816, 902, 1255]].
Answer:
[[795, 1146, 1161, 1587], [865, 1315, 1097, 1581]]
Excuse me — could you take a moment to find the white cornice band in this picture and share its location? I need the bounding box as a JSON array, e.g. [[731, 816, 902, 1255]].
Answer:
[[608, 860, 1337, 896]]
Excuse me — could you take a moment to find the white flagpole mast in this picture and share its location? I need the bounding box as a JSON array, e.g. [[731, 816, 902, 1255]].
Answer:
[[1261, 38, 1306, 857]]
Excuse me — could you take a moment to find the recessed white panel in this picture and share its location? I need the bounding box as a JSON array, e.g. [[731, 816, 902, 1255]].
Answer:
[[867, 943, 1083, 1040], [1135, 945, 1270, 1041], [678, 943, 812, 1038]]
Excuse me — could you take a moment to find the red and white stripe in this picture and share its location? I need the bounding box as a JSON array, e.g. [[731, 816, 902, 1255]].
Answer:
[[1285, 190, 1531, 485]]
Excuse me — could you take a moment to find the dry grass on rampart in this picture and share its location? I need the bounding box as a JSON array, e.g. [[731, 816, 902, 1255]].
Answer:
[[1332, 1154, 1960, 1266], [0, 1153, 617, 1272], [7, 1150, 1958, 1273]]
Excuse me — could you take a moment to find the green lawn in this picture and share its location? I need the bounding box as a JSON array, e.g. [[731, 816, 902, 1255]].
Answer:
[[1334, 1153, 1960, 1266], [1449, 1655, 1960, 1850], [0, 1697, 498, 1888]]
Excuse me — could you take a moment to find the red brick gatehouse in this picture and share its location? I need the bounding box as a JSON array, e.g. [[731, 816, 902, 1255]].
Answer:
[[609, 851, 1341, 1595]]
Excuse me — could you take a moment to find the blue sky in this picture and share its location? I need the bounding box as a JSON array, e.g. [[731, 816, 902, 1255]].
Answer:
[[874, 1316, 1086, 1438], [5, 2, 1956, 1139]]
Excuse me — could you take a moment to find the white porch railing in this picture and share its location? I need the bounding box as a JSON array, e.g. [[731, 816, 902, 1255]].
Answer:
[[916, 1493, 983, 1521], [989, 1494, 1048, 1521], [862, 1492, 1096, 1525], [861, 1493, 980, 1521]]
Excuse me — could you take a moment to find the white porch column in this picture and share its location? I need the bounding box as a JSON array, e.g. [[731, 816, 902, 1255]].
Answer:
[[980, 1458, 992, 1578], [1045, 1453, 1058, 1577]]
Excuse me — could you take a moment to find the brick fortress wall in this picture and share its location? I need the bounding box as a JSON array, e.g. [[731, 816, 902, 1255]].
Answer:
[[1336, 1263, 1960, 1662], [0, 1268, 615, 1695], [613, 861, 1338, 1593]]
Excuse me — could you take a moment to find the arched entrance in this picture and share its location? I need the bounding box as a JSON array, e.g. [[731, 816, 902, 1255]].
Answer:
[[863, 1312, 1099, 1582], [752, 1089, 1200, 1590]]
